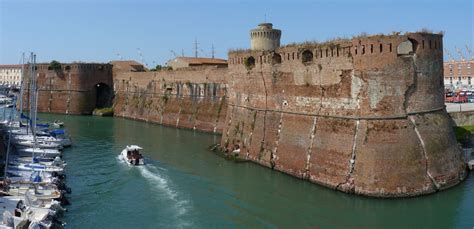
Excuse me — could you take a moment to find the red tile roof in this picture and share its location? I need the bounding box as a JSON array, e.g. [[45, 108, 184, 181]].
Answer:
[[0, 64, 22, 68]]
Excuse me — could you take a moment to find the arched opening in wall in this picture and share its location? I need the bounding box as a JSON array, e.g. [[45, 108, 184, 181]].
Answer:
[[95, 82, 112, 109], [244, 56, 255, 70], [301, 50, 313, 63], [272, 53, 282, 64], [408, 38, 418, 53]]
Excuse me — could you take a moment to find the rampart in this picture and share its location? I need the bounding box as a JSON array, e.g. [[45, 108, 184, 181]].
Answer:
[[222, 32, 466, 197], [22, 63, 113, 115], [113, 66, 228, 133]]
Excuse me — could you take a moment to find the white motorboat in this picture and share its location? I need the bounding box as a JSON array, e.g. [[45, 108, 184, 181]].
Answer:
[[13, 134, 72, 148], [16, 148, 61, 159], [6, 184, 62, 200], [13, 135, 58, 142], [8, 128, 49, 136], [119, 145, 145, 166], [10, 156, 66, 167], [0, 94, 12, 104], [15, 140, 63, 150], [7, 162, 64, 175], [5, 171, 54, 184], [0, 195, 56, 228], [51, 120, 64, 128]]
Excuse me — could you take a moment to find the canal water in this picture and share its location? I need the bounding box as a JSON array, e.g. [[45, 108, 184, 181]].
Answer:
[[36, 113, 474, 228]]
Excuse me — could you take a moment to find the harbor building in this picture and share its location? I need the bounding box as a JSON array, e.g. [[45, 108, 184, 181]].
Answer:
[[0, 64, 22, 86], [444, 59, 474, 89], [166, 57, 227, 70]]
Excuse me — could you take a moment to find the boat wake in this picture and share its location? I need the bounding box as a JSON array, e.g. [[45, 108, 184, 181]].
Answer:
[[138, 164, 191, 227]]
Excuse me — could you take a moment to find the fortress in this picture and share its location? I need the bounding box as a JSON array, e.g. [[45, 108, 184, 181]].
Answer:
[[23, 23, 466, 197]]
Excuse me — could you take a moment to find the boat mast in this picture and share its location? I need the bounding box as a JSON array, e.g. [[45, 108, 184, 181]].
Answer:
[[18, 53, 25, 121], [30, 53, 38, 148], [3, 107, 14, 178]]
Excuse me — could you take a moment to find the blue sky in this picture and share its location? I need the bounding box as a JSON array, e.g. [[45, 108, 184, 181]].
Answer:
[[0, 0, 472, 66]]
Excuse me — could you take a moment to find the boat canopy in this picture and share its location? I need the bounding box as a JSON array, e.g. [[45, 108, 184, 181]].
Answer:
[[50, 129, 65, 135], [126, 145, 142, 151]]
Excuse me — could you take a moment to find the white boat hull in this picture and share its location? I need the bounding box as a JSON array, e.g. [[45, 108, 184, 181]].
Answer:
[[119, 149, 145, 166]]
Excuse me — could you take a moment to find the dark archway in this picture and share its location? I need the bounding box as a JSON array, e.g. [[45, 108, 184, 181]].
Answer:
[[244, 56, 255, 70], [272, 53, 282, 64], [302, 50, 313, 63], [95, 82, 112, 108]]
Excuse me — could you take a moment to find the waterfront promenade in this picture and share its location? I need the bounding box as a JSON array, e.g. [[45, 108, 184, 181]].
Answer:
[[447, 103, 474, 113]]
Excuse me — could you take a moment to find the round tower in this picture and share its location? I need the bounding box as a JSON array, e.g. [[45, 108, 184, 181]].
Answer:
[[250, 23, 281, 51]]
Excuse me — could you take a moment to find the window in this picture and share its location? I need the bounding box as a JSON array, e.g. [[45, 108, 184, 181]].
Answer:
[[469, 76, 472, 85]]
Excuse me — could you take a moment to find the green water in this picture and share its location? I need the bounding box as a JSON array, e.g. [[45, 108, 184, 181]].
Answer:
[[36, 114, 473, 228]]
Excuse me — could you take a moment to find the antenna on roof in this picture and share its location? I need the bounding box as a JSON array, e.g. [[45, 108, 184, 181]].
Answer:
[[264, 14, 267, 23], [444, 48, 455, 62], [170, 50, 178, 58], [466, 45, 473, 60], [455, 46, 465, 61], [137, 48, 148, 67], [211, 44, 215, 59], [181, 49, 185, 57], [194, 38, 199, 58]]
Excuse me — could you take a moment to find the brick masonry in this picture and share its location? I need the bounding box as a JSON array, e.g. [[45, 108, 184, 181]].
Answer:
[[22, 63, 113, 115], [222, 32, 466, 197], [113, 67, 229, 133]]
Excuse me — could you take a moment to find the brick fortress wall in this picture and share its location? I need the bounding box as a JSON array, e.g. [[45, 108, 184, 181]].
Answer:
[[222, 32, 466, 197], [22, 63, 113, 115], [113, 66, 228, 133]]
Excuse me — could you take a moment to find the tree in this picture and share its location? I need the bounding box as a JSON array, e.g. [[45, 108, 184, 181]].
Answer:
[[48, 60, 62, 70], [150, 64, 164, 71]]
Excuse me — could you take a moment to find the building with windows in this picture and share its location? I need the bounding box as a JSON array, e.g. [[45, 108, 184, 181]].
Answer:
[[0, 64, 22, 86], [444, 59, 474, 89], [166, 57, 227, 70]]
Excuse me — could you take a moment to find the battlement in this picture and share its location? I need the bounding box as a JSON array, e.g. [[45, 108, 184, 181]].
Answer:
[[230, 32, 443, 67], [34, 62, 113, 71]]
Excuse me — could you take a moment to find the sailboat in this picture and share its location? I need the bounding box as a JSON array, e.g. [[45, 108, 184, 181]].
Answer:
[[0, 53, 68, 228]]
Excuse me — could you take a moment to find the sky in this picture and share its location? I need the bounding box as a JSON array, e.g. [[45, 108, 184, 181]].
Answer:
[[0, 0, 473, 67]]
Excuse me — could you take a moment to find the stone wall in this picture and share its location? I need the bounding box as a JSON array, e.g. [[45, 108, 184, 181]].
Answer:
[[113, 66, 228, 133], [449, 110, 474, 126], [22, 63, 113, 115], [222, 32, 466, 197]]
